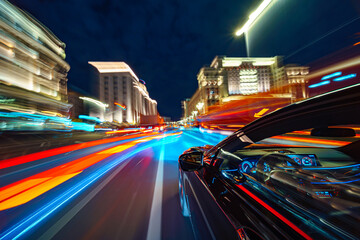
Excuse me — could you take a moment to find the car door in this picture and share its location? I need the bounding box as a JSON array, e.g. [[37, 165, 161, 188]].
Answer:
[[201, 148, 273, 240], [182, 149, 240, 240], [209, 145, 315, 240]]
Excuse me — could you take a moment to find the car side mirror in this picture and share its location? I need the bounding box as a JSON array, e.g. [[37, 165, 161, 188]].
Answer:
[[179, 152, 204, 171], [222, 169, 246, 184]]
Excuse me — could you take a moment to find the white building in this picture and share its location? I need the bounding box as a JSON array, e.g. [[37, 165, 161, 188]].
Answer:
[[89, 62, 157, 124]]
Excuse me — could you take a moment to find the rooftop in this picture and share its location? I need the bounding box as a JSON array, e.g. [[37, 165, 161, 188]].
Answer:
[[88, 61, 139, 81]]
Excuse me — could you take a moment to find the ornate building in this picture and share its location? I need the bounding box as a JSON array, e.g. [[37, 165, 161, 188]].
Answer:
[[183, 56, 309, 120]]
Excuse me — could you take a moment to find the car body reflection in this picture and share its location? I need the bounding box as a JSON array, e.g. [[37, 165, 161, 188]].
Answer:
[[179, 84, 360, 240]]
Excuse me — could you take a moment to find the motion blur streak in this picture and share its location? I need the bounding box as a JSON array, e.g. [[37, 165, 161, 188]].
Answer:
[[105, 129, 140, 134], [0, 132, 160, 170], [0, 172, 81, 211], [271, 135, 350, 146], [0, 132, 180, 211], [0, 131, 181, 240], [236, 185, 312, 240]]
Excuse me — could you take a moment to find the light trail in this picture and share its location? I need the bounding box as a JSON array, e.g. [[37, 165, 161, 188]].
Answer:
[[236, 184, 312, 240], [271, 136, 351, 147], [0, 131, 182, 240], [0, 132, 160, 170], [182, 131, 218, 145], [0, 132, 181, 211]]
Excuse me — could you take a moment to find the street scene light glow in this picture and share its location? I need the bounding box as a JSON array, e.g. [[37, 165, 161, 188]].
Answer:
[[1, 1, 360, 240], [79, 96, 108, 109], [235, 0, 273, 36]]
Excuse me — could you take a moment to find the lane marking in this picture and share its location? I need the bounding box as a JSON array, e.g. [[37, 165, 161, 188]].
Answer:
[[146, 139, 165, 240]]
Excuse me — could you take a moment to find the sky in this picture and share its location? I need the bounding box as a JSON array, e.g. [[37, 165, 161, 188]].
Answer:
[[9, 0, 360, 120]]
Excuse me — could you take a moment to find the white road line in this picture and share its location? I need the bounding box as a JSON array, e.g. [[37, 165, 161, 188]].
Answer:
[[146, 140, 165, 240]]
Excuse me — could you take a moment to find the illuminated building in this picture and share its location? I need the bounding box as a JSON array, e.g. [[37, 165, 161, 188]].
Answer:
[[183, 56, 309, 119], [0, 0, 71, 116], [89, 62, 158, 124], [285, 65, 310, 100]]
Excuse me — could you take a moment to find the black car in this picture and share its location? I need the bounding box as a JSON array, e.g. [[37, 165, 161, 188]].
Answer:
[[179, 84, 360, 240]]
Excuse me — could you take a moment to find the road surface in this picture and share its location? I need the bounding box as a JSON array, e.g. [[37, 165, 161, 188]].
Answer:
[[0, 129, 226, 240]]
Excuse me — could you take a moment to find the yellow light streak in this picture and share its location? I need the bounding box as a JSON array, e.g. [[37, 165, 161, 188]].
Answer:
[[0, 172, 81, 211], [235, 0, 274, 36]]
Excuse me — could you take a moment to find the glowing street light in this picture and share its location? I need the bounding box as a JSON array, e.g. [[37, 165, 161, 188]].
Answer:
[[235, 0, 274, 36], [79, 97, 108, 109]]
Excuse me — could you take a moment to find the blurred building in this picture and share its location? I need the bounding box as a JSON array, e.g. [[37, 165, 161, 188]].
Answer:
[[183, 56, 309, 120], [68, 89, 84, 118], [89, 62, 158, 125], [68, 88, 108, 122], [0, 0, 71, 117]]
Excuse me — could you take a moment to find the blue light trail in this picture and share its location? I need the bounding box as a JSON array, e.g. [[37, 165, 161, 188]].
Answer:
[[308, 80, 330, 88], [321, 72, 342, 80], [333, 73, 357, 82]]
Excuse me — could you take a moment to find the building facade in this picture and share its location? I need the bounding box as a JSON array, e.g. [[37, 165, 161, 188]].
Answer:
[[0, 0, 71, 116], [183, 56, 309, 120], [89, 62, 157, 125]]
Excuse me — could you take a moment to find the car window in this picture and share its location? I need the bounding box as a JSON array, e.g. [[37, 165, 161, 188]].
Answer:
[[218, 125, 360, 239]]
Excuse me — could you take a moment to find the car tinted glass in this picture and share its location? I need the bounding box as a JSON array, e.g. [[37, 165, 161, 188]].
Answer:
[[218, 125, 360, 239], [246, 126, 359, 149]]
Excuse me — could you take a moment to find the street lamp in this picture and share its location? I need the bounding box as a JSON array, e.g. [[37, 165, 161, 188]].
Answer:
[[234, 0, 275, 56]]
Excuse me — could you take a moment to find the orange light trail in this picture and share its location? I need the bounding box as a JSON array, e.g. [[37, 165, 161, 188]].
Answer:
[[105, 129, 141, 134], [114, 102, 126, 110], [0, 132, 159, 170], [0, 131, 182, 211], [271, 136, 351, 147]]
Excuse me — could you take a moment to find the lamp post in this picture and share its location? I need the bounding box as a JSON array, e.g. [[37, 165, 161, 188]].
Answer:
[[234, 0, 275, 57]]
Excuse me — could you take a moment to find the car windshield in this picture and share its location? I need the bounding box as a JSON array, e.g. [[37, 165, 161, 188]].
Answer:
[[218, 125, 360, 239]]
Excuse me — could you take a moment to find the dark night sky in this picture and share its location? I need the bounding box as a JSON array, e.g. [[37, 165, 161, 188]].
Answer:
[[9, 0, 360, 120]]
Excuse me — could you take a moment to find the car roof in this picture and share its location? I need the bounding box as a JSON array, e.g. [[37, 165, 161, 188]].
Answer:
[[217, 83, 360, 152]]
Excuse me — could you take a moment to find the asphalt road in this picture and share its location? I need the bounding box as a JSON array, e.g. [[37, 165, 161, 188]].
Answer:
[[0, 129, 226, 240]]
